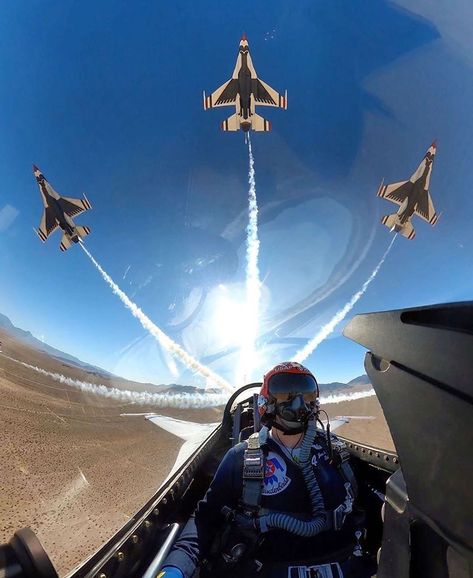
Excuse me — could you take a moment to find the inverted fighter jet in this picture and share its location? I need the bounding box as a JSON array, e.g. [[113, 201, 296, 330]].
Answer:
[[203, 35, 287, 132], [377, 142, 440, 240], [33, 165, 92, 252]]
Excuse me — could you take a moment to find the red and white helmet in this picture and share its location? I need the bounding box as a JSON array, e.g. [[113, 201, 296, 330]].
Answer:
[[258, 361, 319, 418]]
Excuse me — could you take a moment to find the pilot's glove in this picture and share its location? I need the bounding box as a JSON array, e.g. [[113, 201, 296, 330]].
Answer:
[[158, 566, 184, 578]]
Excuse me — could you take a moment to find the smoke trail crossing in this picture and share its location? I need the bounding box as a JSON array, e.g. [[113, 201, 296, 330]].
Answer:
[[293, 236, 397, 363], [79, 243, 234, 393], [3, 353, 374, 409], [6, 355, 229, 408], [236, 134, 261, 384]]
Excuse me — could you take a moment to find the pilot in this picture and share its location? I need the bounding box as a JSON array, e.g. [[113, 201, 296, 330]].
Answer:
[[160, 362, 375, 578]]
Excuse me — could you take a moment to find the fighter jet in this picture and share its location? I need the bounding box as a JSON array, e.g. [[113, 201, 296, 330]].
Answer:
[[203, 34, 287, 132], [377, 142, 440, 240], [33, 165, 92, 252]]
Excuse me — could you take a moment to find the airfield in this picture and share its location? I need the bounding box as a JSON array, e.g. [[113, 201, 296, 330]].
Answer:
[[0, 329, 393, 576]]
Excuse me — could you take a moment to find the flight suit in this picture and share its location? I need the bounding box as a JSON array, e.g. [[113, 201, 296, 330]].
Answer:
[[164, 431, 375, 578]]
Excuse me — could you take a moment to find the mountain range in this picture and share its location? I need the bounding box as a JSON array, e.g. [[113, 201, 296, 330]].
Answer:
[[0, 312, 114, 376], [0, 312, 370, 393]]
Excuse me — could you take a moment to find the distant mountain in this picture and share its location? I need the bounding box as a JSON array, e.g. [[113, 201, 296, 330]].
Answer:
[[319, 380, 346, 391], [159, 385, 198, 394], [0, 312, 370, 394], [163, 376, 371, 396], [347, 374, 371, 387], [0, 312, 28, 336], [0, 312, 113, 378], [318, 375, 371, 393]]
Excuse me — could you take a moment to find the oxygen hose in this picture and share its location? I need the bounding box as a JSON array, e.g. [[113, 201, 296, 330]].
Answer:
[[259, 419, 327, 536]]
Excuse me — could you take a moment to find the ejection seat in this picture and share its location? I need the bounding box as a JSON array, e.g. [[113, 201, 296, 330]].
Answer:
[[231, 392, 261, 444]]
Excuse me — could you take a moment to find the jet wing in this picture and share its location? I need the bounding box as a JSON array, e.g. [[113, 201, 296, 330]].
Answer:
[[204, 79, 239, 109], [59, 232, 74, 252], [254, 79, 287, 109], [124, 414, 220, 483], [321, 415, 376, 432], [36, 209, 58, 242], [414, 191, 440, 225], [377, 180, 412, 206], [57, 195, 91, 218], [321, 418, 350, 431]]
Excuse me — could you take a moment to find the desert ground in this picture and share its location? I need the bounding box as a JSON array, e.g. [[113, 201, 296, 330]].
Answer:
[[324, 394, 395, 452], [0, 329, 393, 576]]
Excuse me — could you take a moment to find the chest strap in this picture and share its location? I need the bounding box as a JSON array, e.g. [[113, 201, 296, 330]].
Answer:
[[241, 432, 265, 511], [330, 436, 358, 497], [240, 431, 356, 531]]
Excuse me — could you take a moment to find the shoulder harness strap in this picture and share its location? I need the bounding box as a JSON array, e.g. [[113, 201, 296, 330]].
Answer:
[[241, 431, 265, 512], [330, 435, 358, 496]]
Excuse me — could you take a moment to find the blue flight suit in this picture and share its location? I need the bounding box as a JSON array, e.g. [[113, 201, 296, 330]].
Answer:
[[164, 431, 375, 578]]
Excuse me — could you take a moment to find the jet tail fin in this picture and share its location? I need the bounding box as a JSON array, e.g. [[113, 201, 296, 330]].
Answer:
[[59, 233, 73, 252], [399, 221, 416, 240], [381, 214, 415, 240], [251, 113, 271, 132], [76, 226, 91, 239], [221, 114, 240, 131], [381, 214, 398, 230]]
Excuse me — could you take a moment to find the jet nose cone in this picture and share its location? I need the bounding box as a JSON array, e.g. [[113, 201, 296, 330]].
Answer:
[[240, 33, 247, 42], [32, 164, 39, 172], [430, 140, 437, 150]]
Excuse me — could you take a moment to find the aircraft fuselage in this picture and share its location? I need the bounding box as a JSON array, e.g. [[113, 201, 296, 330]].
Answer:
[[397, 160, 432, 226], [238, 52, 252, 120], [39, 183, 78, 242]]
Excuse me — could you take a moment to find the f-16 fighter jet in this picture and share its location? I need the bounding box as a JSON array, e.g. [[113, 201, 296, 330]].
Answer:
[[203, 34, 287, 132], [377, 142, 440, 240], [33, 165, 92, 252]]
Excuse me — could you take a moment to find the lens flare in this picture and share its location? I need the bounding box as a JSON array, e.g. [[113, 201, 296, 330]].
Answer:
[[80, 243, 234, 392]]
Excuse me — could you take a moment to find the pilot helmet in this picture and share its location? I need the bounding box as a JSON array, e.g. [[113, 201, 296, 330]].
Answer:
[[258, 362, 319, 431]]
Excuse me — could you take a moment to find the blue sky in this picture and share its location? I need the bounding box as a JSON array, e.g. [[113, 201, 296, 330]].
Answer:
[[0, 1, 472, 386]]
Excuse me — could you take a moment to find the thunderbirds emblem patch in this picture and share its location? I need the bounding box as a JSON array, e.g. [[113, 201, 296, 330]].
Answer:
[[263, 451, 291, 495]]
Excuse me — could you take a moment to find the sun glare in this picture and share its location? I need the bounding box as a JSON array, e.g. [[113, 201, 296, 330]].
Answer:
[[210, 290, 248, 351]]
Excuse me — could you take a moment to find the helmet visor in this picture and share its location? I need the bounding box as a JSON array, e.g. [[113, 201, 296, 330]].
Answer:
[[268, 372, 318, 402]]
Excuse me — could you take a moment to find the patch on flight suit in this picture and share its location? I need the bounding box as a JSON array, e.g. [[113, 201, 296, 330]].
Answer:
[[262, 451, 291, 495]]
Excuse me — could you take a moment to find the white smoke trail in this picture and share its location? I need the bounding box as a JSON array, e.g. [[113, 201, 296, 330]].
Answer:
[[79, 243, 234, 393], [293, 236, 397, 363], [8, 356, 229, 408], [236, 134, 261, 384], [320, 389, 375, 404]]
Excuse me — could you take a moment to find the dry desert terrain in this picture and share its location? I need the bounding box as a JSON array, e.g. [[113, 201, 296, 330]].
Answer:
[[0, 329, 393, 576]]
